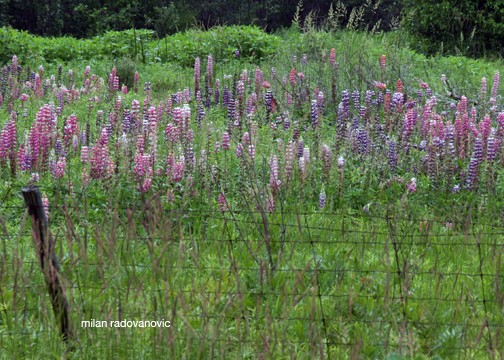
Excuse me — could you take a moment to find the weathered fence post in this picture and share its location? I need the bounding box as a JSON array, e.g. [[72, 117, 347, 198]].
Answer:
[[21, 185, 74, 344]]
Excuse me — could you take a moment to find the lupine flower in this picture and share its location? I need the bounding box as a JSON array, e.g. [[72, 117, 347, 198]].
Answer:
[[406, 177, 417, 192], [466, 157, 479, 190], [51, 156, 66, 179], [318, 187, 326, 209], [388, 141, 398, 173], [221, 131, 230, 150], [218, 192, 228, 212], [298, 157, 306, 181], [491, 71, 500, 101], [380, 55, 386, 71], [269, 155, 281, 192], [330, 48, 336, 68], [337, 156, 345, 170], [42, 196, 49, 223], [194, 57, 201, 94]]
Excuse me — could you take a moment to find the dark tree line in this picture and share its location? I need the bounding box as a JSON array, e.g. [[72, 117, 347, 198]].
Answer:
[[0, 0, 402, 38]]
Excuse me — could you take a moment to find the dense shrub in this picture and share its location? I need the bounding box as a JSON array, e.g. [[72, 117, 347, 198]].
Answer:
[[403, 0, 504, 57], [0, 26, 280, 66]]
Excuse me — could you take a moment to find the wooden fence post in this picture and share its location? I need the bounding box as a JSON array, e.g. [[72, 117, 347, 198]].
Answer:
[[21, 185, 74, 344]]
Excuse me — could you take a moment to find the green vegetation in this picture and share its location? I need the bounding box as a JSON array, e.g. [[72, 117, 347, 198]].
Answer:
[[0, 23, 503, 358]]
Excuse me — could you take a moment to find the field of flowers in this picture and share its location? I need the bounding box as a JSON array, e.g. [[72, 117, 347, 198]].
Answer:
[[1, 28, 503, 358]]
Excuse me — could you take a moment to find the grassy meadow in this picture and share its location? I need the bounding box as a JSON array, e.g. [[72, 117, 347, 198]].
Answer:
[[0, 25, 504, 359]]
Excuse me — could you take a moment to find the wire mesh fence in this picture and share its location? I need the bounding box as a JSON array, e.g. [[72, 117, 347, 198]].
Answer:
[[0, 193, 503, 358]]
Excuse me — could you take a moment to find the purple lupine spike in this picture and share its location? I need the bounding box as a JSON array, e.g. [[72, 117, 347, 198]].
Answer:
[[318, 187, 326, 209], [269, 154, 281, 193], [465, 157, 479, 190], [351, 90, 360, 109], [487, 130, 496, 162], [473, 137, 484, 164], [298, 157, 306, 182], [297, 138, 304, 158], [221, 131, 230, 150], [388, 141, 398, 173], [310, 99, 318, 128], [223, 87, 230, 107], [341, 90, 350, 118], [123, 109, 132, 133], [285, 141, 294, 181], [357, 128, 369, 155]]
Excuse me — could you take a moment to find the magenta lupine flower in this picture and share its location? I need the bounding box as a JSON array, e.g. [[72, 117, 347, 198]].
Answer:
[[406, 177, 417, 193], [138, 176, 152, 193], [380, 54, 386, 71], [318, 187, 326, 209], [264, 194, 275, 213], [221, 131, 230, 150], [34, 73, 43, 98], [64, 114, 78, 148], [42, 196, 49, 223], [171, 157, 185, 183], [194, 57, 201, 94], [396, 79, 403, 93], [133, 153, 151, 180], [255, 68, 263, 93], [121, 85, 128, 94], [81, 146, 89, 163], [269, 155, 281, 193], [479, 114, 491, 142], [51, 156, 66, 179], [289, 69, 296, 87], [330, 48, 336, 68], [218, 192, 228, 212], [491, 71, 500, 102], [17, 144, 26, 171], [28, 125, 40, 167]]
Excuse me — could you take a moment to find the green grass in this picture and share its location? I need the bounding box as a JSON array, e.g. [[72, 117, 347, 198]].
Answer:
[[0, 26, 503, 359]]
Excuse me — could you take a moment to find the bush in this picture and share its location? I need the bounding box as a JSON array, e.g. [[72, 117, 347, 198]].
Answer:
[[403, 0, 504, 57], [0, 26, 279, 67]]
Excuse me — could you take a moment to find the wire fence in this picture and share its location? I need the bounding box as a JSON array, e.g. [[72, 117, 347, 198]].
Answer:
[[1, 196, 503, 358]]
